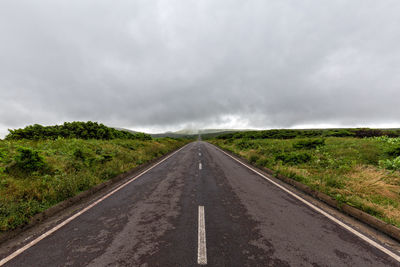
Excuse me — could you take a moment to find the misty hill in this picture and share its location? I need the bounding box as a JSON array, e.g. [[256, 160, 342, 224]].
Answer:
[[113, 127, 139, 134], [151, 129, 250, 138], [111, 127, 192, 138], [174, 129, 236, 135]]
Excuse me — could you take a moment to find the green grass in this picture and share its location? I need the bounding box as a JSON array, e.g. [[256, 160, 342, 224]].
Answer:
[[0, 137, 190, 231], [209, 137, 400, 227]]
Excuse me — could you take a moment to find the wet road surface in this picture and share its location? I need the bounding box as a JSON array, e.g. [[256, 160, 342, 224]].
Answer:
[[1, 141, 400, 266]]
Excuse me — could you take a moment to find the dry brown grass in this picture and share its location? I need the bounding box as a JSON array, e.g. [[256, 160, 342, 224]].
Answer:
[[346, 165, 400, 200]]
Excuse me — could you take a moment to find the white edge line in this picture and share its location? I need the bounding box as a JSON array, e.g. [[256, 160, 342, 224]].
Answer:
[[214, 146, 400, 262], [198, 206, 207, 265], [0, 144, 189, 266]]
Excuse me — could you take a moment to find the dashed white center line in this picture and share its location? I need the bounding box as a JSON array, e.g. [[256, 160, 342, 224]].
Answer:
[[198, 206, 207, 265], [199, 162, 202, 170], [199, 152, 202, 156]]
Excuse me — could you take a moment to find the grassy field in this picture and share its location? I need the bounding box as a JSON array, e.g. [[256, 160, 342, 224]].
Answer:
[[0, 137, 190, 231], [209, 136, 400, 227]]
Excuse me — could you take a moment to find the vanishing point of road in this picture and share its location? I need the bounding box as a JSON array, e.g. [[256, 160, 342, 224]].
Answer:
[[1, 142, 400, 266]]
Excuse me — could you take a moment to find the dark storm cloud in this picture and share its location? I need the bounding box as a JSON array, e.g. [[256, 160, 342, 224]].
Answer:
[[1, 0, 400, 135]]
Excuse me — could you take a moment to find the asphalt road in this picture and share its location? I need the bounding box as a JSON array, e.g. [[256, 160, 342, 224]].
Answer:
[[1, 141, 400, 266]]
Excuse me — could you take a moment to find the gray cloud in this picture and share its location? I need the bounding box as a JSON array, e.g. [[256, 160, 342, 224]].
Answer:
[[1, 0, 400, 136]]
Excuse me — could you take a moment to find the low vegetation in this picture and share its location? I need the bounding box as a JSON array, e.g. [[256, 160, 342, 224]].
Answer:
[[208, 129, 400, 227], [212, 128, 400, 140], [5, 121, 152, 141], [0, 123, 190, 231]]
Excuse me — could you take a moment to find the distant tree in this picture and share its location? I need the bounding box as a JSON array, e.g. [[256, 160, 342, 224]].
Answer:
[[5, 121, 152, 141], [354, 128, 384, 138]]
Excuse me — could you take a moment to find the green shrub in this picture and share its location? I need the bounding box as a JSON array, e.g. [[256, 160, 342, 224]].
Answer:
[[100, 154, 113, 163], [215, 128, 400, 140], [14, 147, 47, 172], [0, 150, 6, 174], [249, 154, 260, 164], [326, 130, 355, 137], [354, 128, 384, 138], [325, 176, 345, 189], [379, 156, 400, 171], [386, 145, 400, 157], [372, 136, 400, 145], [275, 152, 312, 165], [285, 171, 305, 182], [236, 140, 257, 150], [255, 157, 271, 168], [73, 149, 87, 161], [293, 139, 325, 149], [100, 169, 118, 180], [0, 149, 6, 160]]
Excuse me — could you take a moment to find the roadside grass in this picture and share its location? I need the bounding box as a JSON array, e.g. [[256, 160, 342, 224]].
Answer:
[[209, 137, 400, 227], [0, 138, 190, 231]]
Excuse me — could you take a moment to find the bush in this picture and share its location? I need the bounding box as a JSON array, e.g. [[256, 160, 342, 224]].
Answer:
[[236, 140, 257, 150], [325, 176, 345, 189], [379, 157, 400, 171], [326, 130, 355, 137], [249, 154, 260, 164], [14, 147, 46, 172], [275, 152, 312, 165], [100, 154, 113, 163], [214, 128, 400, 140], [293, 139, 325, 149], [354, 128, 384, 138], [255, 157, 271, 168], [73, 149, 87, 161], [5, 121, 152, 141], [386, 145, 400, 157], [0, 149, 6, 174]]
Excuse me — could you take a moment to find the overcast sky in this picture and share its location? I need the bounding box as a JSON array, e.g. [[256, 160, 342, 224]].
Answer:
[[1, 1, 400, 136]]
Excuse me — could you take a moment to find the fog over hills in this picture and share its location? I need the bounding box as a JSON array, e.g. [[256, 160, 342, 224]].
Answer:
[[147, 128, 249, 138]]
